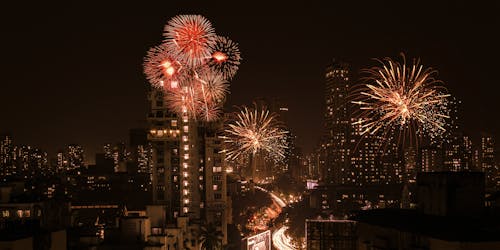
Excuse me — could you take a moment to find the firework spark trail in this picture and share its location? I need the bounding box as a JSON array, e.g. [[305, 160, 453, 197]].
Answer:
[[208, 36, 241, 80], [222, 105, 288, 163], [351, 54, 450, 145], [143, 44, 183, 90], [144, 15, 241, 122], [196, 69, 229, 103], [164, 15, 216, 67]]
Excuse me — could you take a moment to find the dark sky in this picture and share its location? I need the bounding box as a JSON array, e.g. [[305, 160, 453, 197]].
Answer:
[[1, 1, 499, 162]]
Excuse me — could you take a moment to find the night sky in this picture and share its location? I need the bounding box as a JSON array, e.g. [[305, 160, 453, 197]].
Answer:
[[1, 1, 499, 162]]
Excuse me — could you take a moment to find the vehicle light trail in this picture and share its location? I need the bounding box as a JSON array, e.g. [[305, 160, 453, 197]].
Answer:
[[272, 226, 296, 250], [255, 186, 286, 208]]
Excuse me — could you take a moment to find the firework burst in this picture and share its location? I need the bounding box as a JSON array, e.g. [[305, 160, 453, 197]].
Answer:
[[144, 15, 241, 122], [197, 69, 230, 103], [222, 105, 288, 163], [351, 54, 450, 144], [165, 83, 203, 118], [208, 36, 241, 79], [143, 44, 183, 90], [164, 15, 216, 67]]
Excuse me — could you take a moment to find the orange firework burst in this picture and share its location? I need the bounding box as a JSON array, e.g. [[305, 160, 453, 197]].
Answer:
[[144, 15, 241, 122], [351, 54, 451, 144], [164, 15, 216, 67], [143, 44, 183, 90], [222, 105, 288, 162]]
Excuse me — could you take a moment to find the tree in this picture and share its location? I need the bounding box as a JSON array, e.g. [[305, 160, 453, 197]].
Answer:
[[200, 223, 223, 250]]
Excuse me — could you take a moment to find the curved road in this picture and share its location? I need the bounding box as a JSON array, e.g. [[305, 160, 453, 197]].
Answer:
[[255, 186, 297, 250], [272, 226, 296, 250]]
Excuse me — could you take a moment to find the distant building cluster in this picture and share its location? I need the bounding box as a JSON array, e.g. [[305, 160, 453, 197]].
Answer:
[[295, 61, 500, 218]]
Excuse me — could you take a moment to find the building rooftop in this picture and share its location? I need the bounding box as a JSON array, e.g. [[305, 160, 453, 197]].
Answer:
[[352, 209, 500, 242]]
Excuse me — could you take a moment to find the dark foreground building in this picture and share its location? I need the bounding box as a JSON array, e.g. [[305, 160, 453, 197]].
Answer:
[[353, 172, 500, 250], [306, 219, 357, 250], [305, 172, 500, 250]]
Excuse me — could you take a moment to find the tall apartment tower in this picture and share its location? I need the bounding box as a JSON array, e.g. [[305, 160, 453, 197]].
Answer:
[[324, 60, 351, 185], [443, 133, 474, 172], [0, 134, 15, 177], [147, 89, 228, 243], [481, 133, 497, 188], [198, 123, 228, 244], [147, 89, 200, 221]]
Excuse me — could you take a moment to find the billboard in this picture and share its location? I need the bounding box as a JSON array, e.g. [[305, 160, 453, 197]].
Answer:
[[246, 230, 271, 250], [306, 179, 318, 190]]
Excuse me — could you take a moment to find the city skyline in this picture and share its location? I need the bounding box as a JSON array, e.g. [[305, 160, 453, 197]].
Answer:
[[1, 1, 499, 160], [1, 3, 500, 249]]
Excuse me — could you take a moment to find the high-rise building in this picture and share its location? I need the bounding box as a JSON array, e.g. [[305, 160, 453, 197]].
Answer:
[[67, 144, 84, 170], [349, 120, 379, 186], [0, 134, 15, 177], [253, 97, 291, 178], [103, 143, 129, 172], [419, 146, 442, 172], [322, 61, 402, 186], [323, 60, 351, 185], [147, 89, 184, 220], [443, 133, 474, 172], [146, 88, 228, 233], [403, 146, 418, 183], [481, 133, 497, 188], [198, 123, 228, 244]]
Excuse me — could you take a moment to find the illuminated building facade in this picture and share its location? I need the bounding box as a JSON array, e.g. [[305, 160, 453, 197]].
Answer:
[[0, 134, 15, 177], [324, 60, 351, 185], [67, 144, 84, 170], [481, 133, 497, 188], [443, 133, 474, 172], [147, 89, 185, 221], [403, 146, 418, 183], [103, 143, 129, 172], [146, 89, 228, 243], [419, 146, 442, 172], [322, 61, 403, 187], [199, 124, 228, 244]]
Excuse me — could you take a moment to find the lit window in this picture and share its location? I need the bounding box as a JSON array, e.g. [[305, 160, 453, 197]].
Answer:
[[183, 126, 189, 133], [213, 185, 218, 191], [2, 210, 9, 217]]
